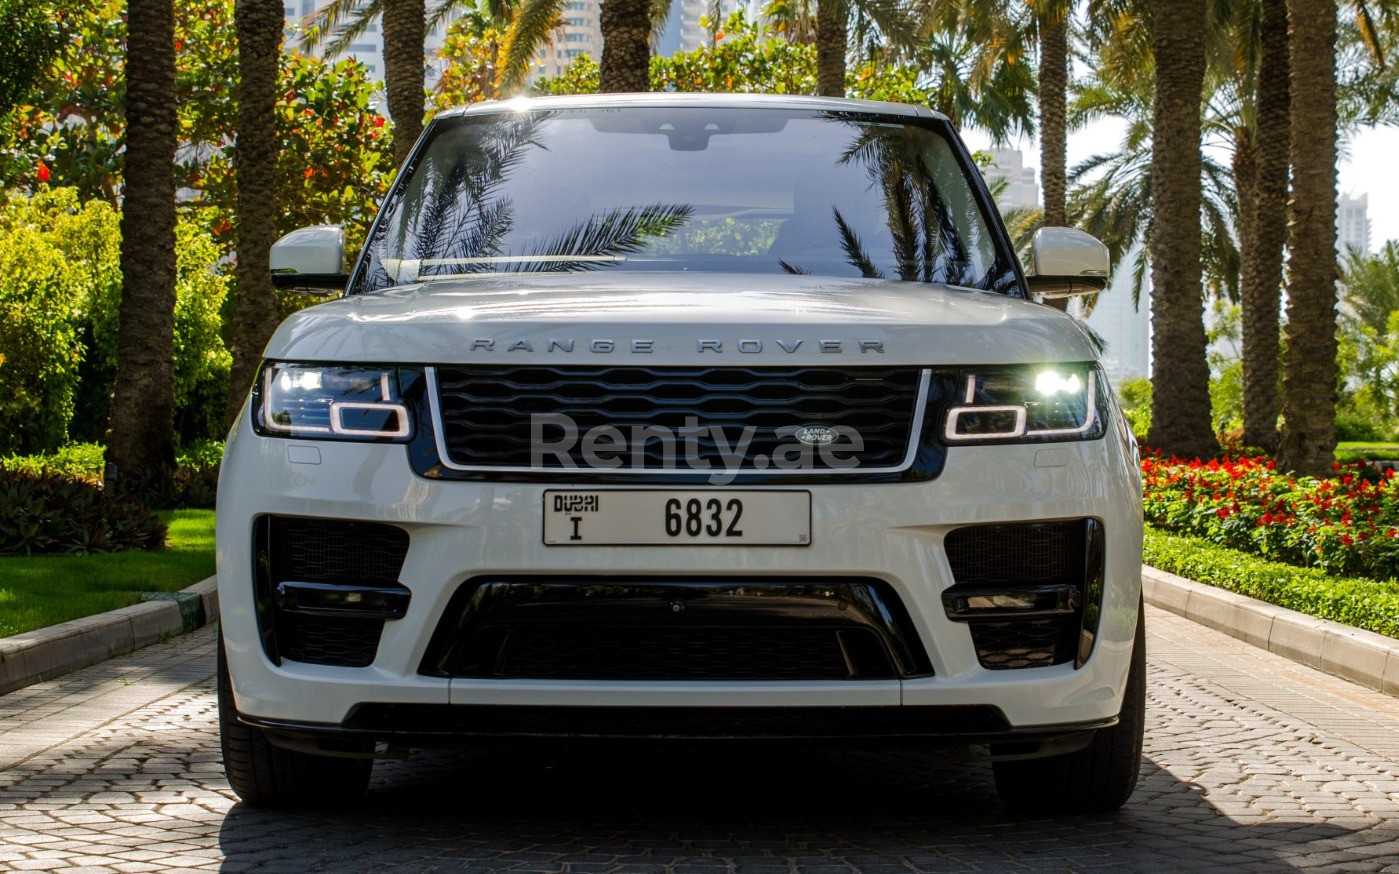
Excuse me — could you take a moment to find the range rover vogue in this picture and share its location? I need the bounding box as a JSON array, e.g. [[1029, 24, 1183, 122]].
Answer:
[[218, 94, 1144, 811]]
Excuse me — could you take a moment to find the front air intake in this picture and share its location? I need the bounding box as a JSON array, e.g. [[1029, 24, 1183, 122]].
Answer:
[[253, 516, 411, 667]]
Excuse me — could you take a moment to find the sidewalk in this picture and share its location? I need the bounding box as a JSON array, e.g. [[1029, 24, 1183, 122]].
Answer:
[[0, 576, 218, 696]]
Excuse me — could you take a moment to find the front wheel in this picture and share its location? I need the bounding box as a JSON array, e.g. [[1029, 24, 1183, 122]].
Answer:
[[993, 599, 1146, 814], [217, 634, 373, 808]]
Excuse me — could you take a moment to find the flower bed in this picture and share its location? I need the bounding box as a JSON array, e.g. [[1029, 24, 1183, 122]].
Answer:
[[1141, 455, 1399, 582]]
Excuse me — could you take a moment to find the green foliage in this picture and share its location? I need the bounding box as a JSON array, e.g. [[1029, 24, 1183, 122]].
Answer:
[[0, 469, 166, 555], [1336, 245, 1399, 441], [0, 0, 67, 121], [0, 189, 119, 454], [1117, 377, 1152, 442], [532, 12, 939, 104], [6, 0, 393, 262], [0, 509, 214, 638], [1144, 526, 1399, 640], [1142, 454, 1399, 582], [72, 213, 231, 446], [0, 442, 104, 481], [195, 50, 394, 259], [1, 441, 221, 509]]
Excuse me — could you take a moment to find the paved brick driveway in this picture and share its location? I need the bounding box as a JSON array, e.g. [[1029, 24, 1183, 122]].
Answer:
[[2, 606, 1399, 872]]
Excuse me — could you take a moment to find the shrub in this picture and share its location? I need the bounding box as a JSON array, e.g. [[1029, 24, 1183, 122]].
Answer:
[[0, 469, 166, 555], [0, 442, 104, 482], [1144, 527, 1399, 639], [78, 218, 231, 445], [0, 189, 119, 454], [1142, 454, 1399, 582]]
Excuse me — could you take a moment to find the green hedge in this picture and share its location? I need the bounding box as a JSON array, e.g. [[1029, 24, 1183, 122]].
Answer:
[[1144, 526, 1399, 639]]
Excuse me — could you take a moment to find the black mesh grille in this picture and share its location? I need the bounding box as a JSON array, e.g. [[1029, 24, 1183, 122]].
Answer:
[[943, 521, 1084, 586], [262, 517, 411, 668], [495, 626, 867, 680], [943, 520, 1092, 671], [969, 620, 1077, 670], [269, 517, 410, 585], [277, 613, 386, 668], [433, 365, 922, 471]]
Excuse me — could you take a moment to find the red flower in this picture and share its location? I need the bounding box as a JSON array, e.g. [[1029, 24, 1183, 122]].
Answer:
[[373, 115, 386, 128], [303, 168, 315, 179], [36, 162, 50, 183], [1341, 534, 1354, 546]]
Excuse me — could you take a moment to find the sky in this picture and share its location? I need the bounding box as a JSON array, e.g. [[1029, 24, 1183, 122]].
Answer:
[[962, 121, 1399, 253]]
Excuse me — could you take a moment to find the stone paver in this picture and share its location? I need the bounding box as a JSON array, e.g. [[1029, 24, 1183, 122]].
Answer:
[[1, 607, 1398, 871]]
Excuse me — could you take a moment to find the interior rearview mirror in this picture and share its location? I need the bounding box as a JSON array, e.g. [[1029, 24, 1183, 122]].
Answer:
[[270, 225, 349, 295], [1025, 227, 1110, 299]]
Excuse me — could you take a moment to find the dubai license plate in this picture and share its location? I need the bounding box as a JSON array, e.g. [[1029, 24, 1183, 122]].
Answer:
[[543, 490, 811, 545]]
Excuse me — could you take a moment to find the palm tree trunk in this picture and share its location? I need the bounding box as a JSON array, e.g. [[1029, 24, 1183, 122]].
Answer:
[[106, 0, 177, 491], [600, 0, 650, 92], [225, 0, 286, 428], [1277, 0, 1338, 477], [1241, 0, 1289, 454], [1039, 10, 1069, 312], [1146, 0, 1217, 460], [383, 0, 427, 168], [815, 0, 847, 98]]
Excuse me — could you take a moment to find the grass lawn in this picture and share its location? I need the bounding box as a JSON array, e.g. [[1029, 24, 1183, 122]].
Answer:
[[1336, 442, 1399, 463], [0, 510, 215, 638]]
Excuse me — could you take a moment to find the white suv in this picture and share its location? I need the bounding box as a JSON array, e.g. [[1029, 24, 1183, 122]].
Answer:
[[217, 93, 1144, 812]]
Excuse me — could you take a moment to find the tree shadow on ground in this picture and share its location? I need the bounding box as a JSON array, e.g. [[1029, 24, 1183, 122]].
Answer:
[[216, 743, 1396, 871]]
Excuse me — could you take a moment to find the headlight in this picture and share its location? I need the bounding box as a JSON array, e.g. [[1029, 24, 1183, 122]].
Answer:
[[944, 364, 1104, 443], [253, 363, 417, 441]]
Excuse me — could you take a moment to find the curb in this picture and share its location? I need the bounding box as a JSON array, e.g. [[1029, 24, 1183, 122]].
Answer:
[[3, 570, 1396, 700], [0, 576, 219, 696], [1143, 565, 1399, 697]]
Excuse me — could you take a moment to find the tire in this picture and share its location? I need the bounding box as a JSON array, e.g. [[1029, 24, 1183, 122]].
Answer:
[[217, 633, 373, 808], [993, 599, 1146, 814]]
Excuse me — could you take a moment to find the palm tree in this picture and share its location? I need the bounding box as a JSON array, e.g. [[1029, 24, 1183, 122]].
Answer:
[[813, 0, 929, 98], [1277, 0, 1339, 476], [1146, 0, 1217, 459], [106, 0, 178, 492], [225, 0, 287, 427], [1238, 0, 1288, 453], [305, 0, 564, 158], [1026, 0, 1071, 311], [383, 0, 428, 166], [599, 0, 650, 91]]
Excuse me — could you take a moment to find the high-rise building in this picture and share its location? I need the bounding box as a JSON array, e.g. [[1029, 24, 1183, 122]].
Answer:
[[1083, 245, 1152, 388], [530, 0, 604, 81], [1338, 192, 1371, 257], [978, 148, 1039, 213]]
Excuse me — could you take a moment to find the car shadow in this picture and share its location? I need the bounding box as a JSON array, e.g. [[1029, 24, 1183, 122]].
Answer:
[[216, 743, 1385, 871]]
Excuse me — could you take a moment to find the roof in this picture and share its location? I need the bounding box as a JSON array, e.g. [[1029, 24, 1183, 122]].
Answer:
[[434, 92, 947, 123]]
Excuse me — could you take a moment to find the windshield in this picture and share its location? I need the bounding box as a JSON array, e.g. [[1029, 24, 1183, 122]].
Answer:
[[356, 106, 1018, 293]]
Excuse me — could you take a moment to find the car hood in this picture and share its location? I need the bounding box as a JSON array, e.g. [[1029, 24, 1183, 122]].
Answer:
[[265, 273, 1101, 366]]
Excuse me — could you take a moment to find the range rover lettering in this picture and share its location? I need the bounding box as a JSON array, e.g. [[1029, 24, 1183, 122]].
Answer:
[[217, 94, 1145, 812]]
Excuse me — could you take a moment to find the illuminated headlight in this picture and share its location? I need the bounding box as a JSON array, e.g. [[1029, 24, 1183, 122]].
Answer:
[[945, 365, 1103, 443], [254, 363, 417, 441]]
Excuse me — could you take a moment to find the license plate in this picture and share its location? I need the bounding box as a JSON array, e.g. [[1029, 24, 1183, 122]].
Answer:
[[543, 490, 811, 545]]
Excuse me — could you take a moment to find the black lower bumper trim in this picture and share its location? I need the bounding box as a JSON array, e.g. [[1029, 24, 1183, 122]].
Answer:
[[241, 704, 1116, 754]]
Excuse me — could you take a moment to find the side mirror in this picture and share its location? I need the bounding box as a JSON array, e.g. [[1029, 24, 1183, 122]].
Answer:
[[1025, 227, 1110, 299], [270, 225, 349, 295]]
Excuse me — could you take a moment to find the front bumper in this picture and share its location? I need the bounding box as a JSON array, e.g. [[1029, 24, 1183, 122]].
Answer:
[[216, 412, 1143, 735]]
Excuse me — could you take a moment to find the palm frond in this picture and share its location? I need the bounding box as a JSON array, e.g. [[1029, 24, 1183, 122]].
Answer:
[[499, 0, 565, 92], [832, 207, 884, 279], [520, 203, 695, 272], [303, 0, 385, 55]]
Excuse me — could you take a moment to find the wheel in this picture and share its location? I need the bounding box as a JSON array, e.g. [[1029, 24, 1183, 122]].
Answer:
[[217, 632, 373, 807], [993, 598, 1146, 814]]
